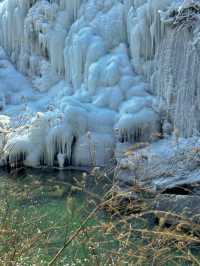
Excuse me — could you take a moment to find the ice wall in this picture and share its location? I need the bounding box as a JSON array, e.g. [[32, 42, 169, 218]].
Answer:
[[152, 1, 200, 137], [127, 0, 200, 137], [0, 0, 180, 168]]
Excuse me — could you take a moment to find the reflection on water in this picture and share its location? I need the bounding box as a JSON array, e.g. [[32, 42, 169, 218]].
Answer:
[[0, 167, 112, 211]]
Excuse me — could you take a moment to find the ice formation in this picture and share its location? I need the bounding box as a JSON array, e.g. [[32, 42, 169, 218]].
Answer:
[[0, 0, 199, 168]]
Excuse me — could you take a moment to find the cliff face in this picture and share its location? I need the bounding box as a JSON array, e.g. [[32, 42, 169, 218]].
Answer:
[[128, 0, 200, 137], [153, 9, 200, 138], [0, 0, 199, 168]]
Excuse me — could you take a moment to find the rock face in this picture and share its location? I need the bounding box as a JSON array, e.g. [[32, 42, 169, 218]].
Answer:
[[153, 194, 200, 217], [116, 137, 200, 190], [0, 0, 200, 168], [153, 4, 200, 137]]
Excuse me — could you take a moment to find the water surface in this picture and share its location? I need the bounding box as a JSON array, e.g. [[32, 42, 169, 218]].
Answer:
[[0, 168, 112, 265]]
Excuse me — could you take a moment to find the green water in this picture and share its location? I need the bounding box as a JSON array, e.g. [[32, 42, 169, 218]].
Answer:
[[0, 168, 113, 266]]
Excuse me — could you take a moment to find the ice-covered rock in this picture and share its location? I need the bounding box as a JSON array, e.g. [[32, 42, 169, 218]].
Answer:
[[116, 136, 200, 190]]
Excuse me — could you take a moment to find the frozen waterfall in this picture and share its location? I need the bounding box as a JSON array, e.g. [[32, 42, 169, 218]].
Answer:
[[0, 0, 198, 168]]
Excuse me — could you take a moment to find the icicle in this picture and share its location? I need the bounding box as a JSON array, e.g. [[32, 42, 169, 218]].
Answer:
[[127, 0, 171, 76], [45, 125, 74, 166], [115, 108, 160, 144], [48, 27, 66, 75], [57, 153, 66, 168]]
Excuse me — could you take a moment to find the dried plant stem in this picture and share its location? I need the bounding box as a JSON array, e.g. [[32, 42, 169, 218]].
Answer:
[[48, 204, 102, 266]]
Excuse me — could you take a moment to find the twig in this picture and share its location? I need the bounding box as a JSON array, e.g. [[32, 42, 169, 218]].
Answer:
[[48, 204, 103, 266]]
